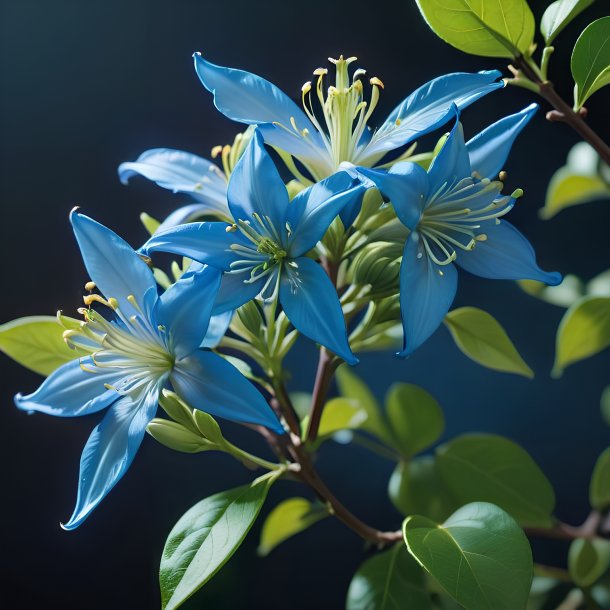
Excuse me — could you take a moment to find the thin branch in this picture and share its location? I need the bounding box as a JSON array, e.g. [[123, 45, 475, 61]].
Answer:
[[306, 348, 340, 443]]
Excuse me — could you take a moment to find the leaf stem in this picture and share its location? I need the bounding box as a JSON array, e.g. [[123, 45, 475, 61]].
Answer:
[[306, 348, 340, 442]]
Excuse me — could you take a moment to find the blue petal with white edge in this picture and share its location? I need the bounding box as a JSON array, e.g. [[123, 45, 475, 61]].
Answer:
[[279, 256, 357, 365], [360, 71, 504, 161], [227, 130, 289, 229], [14, 357, 120, 417], [142, 222, 241, 270], [118, 148, 227, 207], [354, 163, 429, 230], [70, 211, 158, 321], [455, 219, 562, 285], [170, 349, 283, 433], [61, 387, 160, 529], [286, 172, 366, 256], [157, 265, 221, 358], [426, 113, 471, 194], [466, 104, 538, 180], [398, 233, 458, 356], [202, 311, 233, 348]]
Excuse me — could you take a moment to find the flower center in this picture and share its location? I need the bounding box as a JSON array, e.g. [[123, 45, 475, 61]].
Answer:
[[62, 293, 174, 396]]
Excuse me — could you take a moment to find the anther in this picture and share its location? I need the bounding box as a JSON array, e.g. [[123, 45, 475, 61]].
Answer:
[[301, 81, 312, 94], [85, 281, 96, 292], [476, 234, 488, 241], [370, 77, 384, 89], [499, 170, 508, 181], [511, 188, 524, 199], [226, 223, 238, 233], [211, 145, 223, 158], [313, 68, 328, 76]]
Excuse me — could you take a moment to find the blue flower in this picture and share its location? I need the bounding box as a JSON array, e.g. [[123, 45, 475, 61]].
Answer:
[[141, 131, 366, 365], [15, 211, 282, 529], [193, 53, 504, 181], [347, 105, 562, 356]]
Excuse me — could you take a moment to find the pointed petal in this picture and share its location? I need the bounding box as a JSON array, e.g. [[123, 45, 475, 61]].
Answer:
[[118, 148, 228, 216], [286, 172, 366, 256], [351, 163, 429, 230], [362, 70, 504, 160], [202, 311, 233, 348], [427, 114, 471, 193], [227, 130, 289, 229], [170, 350, 283, 433], [456, 219, 562, 285], [466, 104, 538, 180], [279, 257, 357, 364], [61, 387, 159, 529], [142, 222, 241, 270], [70, 211, 158, 320], [14, 357, 119, 417], [158, 265, 221, 358], [398, 233, 458, 356]]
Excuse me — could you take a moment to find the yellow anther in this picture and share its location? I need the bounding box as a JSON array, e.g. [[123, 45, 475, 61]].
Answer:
[[313, 67, 328, 76], [395, 118, 402, 126], [476, 234, 488, 241], [301, 81, 312, 94], [511, 188, 524, 199], [499, 170, 508, 181], [438, 270, 444, 276], [194, 182, 203, 191], [302, 128, 309, 137], [225, 223, 238, 233], [290, 116, 299, 132], [211, 145, 223, 158], [353, 68, 367, 80], [370, 77, 384, 89], [108, 297, 119, 310], [85, 281, 96, 292], [83, 294, 111, 308]]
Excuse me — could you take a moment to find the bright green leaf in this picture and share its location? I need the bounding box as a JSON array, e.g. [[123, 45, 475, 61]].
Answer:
[[385, 384, 444, 456], [552, 296, 610, 376], [147, 419, 211, 454], [436, 434, 556, 527], [569, 538, 610, 587], [414, 0, 535, 58], [444, 307, 534, 378], [539, 167, 610, 219], [336, 365, 394, 445], [388, 457, 459, 523], [318, 397, 368, 438], [160, 477, 274, 610], [590, 447, 610, 510], [346, 544, 432, 610], [258, 497, 328, 556], [403, 502, 533, 610], [571, 16, 610, 109], [0, 315, 86, 376], [541, 0, 596, 44]]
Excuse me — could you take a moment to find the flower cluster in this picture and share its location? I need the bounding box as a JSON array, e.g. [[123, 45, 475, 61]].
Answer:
[[12, 53, 560, 531]]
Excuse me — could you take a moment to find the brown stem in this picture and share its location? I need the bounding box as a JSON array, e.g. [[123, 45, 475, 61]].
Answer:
[[306, 349, 340, 443], [525, 510, 602, 541], [271, 383, 301, 438], [513, 56, 610, 166]]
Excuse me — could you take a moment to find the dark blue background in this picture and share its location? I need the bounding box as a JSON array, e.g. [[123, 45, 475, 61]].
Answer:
[[2, 0, 610, 608]]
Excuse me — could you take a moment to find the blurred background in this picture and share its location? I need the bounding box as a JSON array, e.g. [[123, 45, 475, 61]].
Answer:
[[1, 0, 610, 608]]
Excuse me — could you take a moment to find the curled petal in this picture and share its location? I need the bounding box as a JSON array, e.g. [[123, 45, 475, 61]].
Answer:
[[399, 233, 458, 356]]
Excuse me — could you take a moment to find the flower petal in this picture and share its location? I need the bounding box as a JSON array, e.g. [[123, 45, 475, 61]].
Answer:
[[61, 386, 160, 529], [157, 265, 221, 358], [466, 104, 538, 180], [70, 211, 158, 320], [201, 311, 233, 348], [14, 357, 119, 417], [118, 148, 228, 216], [155, 203, 215, 234], [455, 219, 562, 285], [286, 172, 366, 256], [142, 222, 241, 270], [361, 70, 504, 161], [398, 233, 458, 356], [213, 271, 266, 314], [279, 257, 357, 364], [170, 350, 283, 433], [227, 130, 289, 229]]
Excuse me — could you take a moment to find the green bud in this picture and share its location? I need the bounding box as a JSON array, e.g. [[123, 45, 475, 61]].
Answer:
[[321, 215, 346, 261], [147, 418, 214, 453], [160, 390, 199, 433], [233, 300, 265, 342], [140, 212, 161, 236], [348, 242, 401, 295], [193, 410, 225, 445]]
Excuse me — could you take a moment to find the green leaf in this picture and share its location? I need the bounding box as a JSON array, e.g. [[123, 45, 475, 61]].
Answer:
[[539, 167, 610, 219], [414, 0, 535, 58], [386, 384, 444, 456], [336, 365, 394, 445], [0, 315, 86, 376], [160, 477, 274, 610], [318, 397, 368, 438], [436, 434, 556, 527], [519, 275, 584, 307], [541, 0, 596, 44], [590, 447, 610, 510], [444, 307, 534, 378], [388, 456, 459, 523], [147, 419, 212, 454], [403, 502, 533, 610], [572, 16, 610, 109], [552, 296, 610, 377], [346, 544, 432, 610], [569, 538, 610, 587], [258, 497, 328, 556]]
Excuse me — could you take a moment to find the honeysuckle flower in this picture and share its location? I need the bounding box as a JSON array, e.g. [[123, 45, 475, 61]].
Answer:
[[15, 211, 282, 529], [193, 53, 504, 182], [141, 131, 367, 365], [346, 105, 562, 356], [118, 129, 255, 230]]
